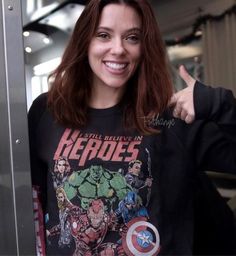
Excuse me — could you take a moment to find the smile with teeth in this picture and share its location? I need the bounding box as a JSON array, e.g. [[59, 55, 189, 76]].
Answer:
[[104, 61, 128, 70]]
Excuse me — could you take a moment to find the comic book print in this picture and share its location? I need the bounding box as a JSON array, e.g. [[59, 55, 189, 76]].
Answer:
[[46, 129, 161, 256]]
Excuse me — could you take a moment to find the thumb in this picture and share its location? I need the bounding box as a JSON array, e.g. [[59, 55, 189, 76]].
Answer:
[[179, 65, 195, 87]]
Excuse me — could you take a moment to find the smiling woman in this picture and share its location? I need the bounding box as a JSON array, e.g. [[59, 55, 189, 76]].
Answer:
[[47, 0, 173, 133], [88, 4, 142, 109], [28, 0, 236, 255]]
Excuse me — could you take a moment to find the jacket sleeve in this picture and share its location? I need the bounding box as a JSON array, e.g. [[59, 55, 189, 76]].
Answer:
[[194, 81, 236, 174], [28, 93, 48, 210]]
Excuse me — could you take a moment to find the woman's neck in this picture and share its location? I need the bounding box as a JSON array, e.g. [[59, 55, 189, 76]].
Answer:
[[89, 83, 125, 109]]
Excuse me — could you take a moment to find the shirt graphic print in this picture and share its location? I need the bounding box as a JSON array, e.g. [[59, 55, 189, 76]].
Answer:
[[46, 128, 161, 256]]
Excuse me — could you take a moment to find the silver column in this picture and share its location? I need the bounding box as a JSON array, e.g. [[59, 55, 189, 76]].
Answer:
[[0, 0, 36, 255]]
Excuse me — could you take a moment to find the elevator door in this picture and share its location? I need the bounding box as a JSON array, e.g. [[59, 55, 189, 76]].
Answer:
[[0, 1, 36, 255]]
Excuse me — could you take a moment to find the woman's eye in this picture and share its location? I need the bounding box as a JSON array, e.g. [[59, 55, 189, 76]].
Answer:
[[97, 33, 110, 40], [126, 35, 140, 43]]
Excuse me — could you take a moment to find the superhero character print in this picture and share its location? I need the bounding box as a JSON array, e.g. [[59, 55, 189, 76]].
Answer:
[[52, 156, 72, 189], [47, 151, 160, 255], [122, 216, 160, 256], [63, 163, 132, 210], [46, 187, 82, 248]]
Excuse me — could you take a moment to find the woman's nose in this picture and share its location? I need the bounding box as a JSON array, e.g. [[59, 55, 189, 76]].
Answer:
[[110, 38, 126, 55]]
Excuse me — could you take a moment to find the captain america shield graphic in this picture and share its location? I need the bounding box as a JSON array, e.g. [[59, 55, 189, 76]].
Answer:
[[122, 217, 160, 256]]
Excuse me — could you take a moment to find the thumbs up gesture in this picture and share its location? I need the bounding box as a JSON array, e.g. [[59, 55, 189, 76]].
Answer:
[[170, 65, 196, 124]]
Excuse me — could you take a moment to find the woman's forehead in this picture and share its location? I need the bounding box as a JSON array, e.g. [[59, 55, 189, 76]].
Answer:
[[98, 4, 141, 30]]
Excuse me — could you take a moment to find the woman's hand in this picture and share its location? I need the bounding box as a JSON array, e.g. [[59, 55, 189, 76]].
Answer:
[[170, 65, 196, 124]]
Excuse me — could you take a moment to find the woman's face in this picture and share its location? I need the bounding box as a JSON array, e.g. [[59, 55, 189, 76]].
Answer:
[[88, 4, 142, 92], [57, 159, 66, 174]]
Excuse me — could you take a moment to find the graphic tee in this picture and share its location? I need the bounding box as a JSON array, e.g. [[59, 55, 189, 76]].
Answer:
[[28, 82, 236, 256], [43, 106, 163, 256]]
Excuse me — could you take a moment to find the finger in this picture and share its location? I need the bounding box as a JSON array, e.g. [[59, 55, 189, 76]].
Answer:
[[179, 65, 196, 87], [185, 114, 195, 124], [173, 106, 181, 118], [168, 94, 177, 107], [180, 109, 188, 120]]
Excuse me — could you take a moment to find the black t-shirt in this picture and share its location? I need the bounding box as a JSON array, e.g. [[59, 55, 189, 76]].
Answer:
[[28, 82, 236, 255]]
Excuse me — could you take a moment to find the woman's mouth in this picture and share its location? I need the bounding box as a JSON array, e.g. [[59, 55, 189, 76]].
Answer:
[[103, 61, 129, 74]]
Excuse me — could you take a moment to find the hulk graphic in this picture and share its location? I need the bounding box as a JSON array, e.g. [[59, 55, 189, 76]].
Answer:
[[64, 164, 132, 210]]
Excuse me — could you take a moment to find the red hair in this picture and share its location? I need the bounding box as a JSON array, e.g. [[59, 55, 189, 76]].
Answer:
[[47, 0, 173, 134]]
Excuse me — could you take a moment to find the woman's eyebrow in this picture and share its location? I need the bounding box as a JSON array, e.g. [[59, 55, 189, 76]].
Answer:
[[97, 26, 141, 33], [126, 28, 142, 33], [96, 27, 113, 32]]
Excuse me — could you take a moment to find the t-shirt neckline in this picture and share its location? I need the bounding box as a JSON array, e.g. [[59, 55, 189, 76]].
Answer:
[[88, 102, 123, 117]]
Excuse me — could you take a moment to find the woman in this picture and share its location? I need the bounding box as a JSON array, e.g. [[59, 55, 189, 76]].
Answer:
[[28, 0, 236, 255]]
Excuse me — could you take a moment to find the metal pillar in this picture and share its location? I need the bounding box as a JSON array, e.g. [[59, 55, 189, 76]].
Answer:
[[0, 0, 36, 255]]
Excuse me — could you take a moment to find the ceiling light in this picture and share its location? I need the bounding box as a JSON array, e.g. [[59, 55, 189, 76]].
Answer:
[[195, 30, 202, 36], [167, 44, 202, 61], [23, 31, 53, 52], [25, 47, 32, 53], [23, 31, 30, 37], [43, 37, 50, 44]]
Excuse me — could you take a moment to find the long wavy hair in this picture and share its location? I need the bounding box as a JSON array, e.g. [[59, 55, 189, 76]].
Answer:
[[47, 0, 173, 134]]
